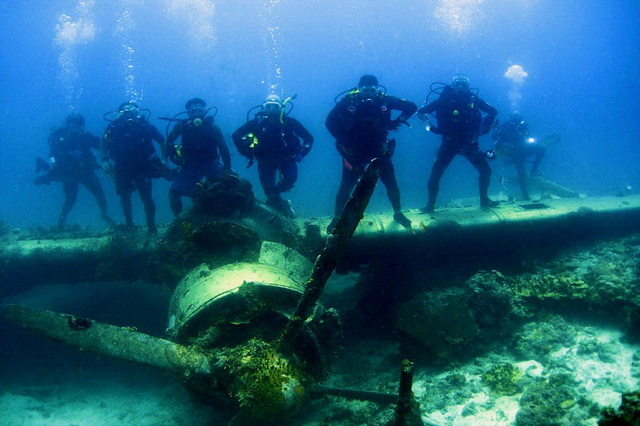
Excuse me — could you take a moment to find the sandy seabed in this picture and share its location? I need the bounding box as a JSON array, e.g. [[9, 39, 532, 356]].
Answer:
[[1, 277, 639, 425]]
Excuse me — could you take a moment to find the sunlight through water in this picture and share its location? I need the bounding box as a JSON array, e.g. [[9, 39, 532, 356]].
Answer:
[[114, 0, 141, 102], [433, 0, 485, 36], [259, 0, 284, 95], [165, 0, 216, 52], [54, 0, 96, 110]]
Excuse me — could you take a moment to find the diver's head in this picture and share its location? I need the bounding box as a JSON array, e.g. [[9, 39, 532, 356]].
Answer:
[[118, 101, 139, 120], [65, 113, 85, 129], [185, 97, 206, 119], [451, 74, 470, 93], [357, 74, 379, 99], [262, 94, 283, 117]]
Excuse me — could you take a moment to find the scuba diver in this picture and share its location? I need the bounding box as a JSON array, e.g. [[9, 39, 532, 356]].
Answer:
[[34, 113, 115, 230], [101, 101, 166, 234], [164, 97, 233, 217], [492, 113, 548, 200], [326, 74, 416, 230], [417, 74, 499, 212], [231, 94, 313, 218]]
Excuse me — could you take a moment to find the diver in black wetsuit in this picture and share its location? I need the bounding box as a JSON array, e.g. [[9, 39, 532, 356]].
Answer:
[[492, 113, 546, 200], [101, 102, 165, 234], [232, 94, 313, 218], [34, 113, 115, 230], [326, 74, 416, 229], [165, 98, 233, 217], [418, 74, 499, 212]]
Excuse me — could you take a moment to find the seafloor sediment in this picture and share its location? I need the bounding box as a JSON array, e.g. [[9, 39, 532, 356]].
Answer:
[[1, 233, 639, 425]]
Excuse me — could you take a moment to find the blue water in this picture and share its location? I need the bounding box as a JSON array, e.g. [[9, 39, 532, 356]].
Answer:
[[0, 0, 639, 229]]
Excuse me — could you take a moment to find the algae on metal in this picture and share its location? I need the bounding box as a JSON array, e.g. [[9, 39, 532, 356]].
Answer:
[[1, 161, 387, 422]]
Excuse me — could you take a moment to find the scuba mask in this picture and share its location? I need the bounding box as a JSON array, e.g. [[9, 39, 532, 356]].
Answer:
[[451, 74, 470, 93], [185, 98, 208, 126], [188, 105, 206, 118], [358, 85, 379, 101], [262, 94, 283, 113], [261, 101, 284, 123], [188, 105, 206, 126], [248, 94, 295, 124], [119, 103, 140, 123], [262, 101, 283, 114]]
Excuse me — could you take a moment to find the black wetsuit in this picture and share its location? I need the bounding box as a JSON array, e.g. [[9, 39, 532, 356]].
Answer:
[[493, 118, 545, 200], [102, 117, 164, 231], [166, 116, 231, 215], [419, 86, 498, 210], [37, 126, 111, 227], [326, 92, 416, 217], [232, 113, 313, 214]]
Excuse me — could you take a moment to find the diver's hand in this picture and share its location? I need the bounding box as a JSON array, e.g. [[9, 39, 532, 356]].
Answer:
[[387, 119, 403, 131], [300, 143, 312, 157]]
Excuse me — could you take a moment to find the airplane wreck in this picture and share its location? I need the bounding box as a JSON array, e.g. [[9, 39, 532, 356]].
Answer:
[[2, 164, 640, 424]]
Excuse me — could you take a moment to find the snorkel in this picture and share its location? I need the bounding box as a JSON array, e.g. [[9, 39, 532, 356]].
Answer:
[[279, 94, 297, 124]]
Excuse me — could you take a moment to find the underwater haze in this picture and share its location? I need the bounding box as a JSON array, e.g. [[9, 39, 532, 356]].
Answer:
[[0, 0, 639, 228], [2, 2, 640, 425]]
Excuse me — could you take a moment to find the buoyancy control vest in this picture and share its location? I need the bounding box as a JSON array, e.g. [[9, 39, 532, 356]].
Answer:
[[435, 86, 482, 137], [178, 116, 220, 164], [247, 113, 302, 161], [104, 118, 155, 165]]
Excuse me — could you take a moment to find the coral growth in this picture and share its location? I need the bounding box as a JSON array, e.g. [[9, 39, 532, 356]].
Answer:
[[482, 363, 523, 396], [219, 339, 305, 420], [513, 315, 578, 361], [516, 374, 580, 425], [599, 390, 640, 425]]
